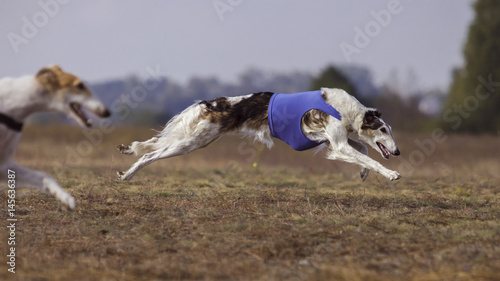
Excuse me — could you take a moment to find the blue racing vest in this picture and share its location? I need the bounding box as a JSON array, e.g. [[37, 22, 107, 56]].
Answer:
[[268, 90, 341, 151]]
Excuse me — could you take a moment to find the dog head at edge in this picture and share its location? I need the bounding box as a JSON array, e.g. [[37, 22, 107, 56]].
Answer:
[[35, 65, 110, 127], [356, 109, 400, 159]]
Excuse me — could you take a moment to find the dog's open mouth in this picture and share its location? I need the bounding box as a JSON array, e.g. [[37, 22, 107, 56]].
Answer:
[[70, 103, 92, 127], [377, 142, 391, 159]]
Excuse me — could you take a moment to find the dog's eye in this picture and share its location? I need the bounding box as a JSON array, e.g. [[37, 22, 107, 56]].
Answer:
[[76, 82, 85, 90], [380, 128, 387, 133]]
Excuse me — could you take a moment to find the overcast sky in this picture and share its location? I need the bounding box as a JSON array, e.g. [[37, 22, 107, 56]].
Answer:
[[0, 0, 474, 91]]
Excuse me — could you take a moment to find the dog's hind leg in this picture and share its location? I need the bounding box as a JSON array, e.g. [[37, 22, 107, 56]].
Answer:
[[117, 126, 221, 181], [117, 137, 159, 156], [117, 149, 165, 180], [9, 163, 76, 209], [348, 138, 370, 181], [117, 139, 216, 181]]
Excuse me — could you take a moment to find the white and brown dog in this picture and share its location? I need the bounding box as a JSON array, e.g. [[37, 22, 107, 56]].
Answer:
[[117, 88, 401, 181], [0, 65, 110, 209]]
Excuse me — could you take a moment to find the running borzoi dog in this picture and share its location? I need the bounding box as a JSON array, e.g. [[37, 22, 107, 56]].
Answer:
[[0, 65, 110, 209], [117, 88, 401, 181]]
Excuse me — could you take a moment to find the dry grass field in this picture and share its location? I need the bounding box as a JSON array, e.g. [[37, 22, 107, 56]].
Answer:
[[1, 125, 499, 281]]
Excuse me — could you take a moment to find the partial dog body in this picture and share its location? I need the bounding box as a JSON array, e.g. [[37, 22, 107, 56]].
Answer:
[[0, 65, 110, 209], [117, 88, 401, 181]]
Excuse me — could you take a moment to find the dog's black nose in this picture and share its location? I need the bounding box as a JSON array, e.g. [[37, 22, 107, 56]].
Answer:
[[102, 108, 111, 118], [394, 148, 400, 156]]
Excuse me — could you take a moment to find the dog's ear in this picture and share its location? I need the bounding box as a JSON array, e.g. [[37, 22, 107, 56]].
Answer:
[[36, 67, 60, 92], [361, 110, 383, 130], [48, 64, 63, 73]]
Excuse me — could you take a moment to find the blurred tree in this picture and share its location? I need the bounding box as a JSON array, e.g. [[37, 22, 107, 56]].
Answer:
[[310, 65, 357, 97], [374, 86, 429, 132], [443, 0, 500, 133], [337, 65, 379, 100]]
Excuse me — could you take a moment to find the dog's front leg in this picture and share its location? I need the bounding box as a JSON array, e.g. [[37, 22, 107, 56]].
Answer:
[[348, 138, 370, 181], [323, 124, 400, 181], [323, 127, 400, 180], [327, 143, 400, 180], [8, 163, 76, 209]]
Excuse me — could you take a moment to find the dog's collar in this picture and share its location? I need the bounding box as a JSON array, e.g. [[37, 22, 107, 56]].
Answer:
[[0, 113, 24, 132]]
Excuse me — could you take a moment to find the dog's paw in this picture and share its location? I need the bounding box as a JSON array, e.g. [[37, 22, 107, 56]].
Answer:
[[116, 144, 132, 155], [360, 168, 370, 181], [117, 171, 133, 181], [388, 171, 401, 181], [60, 195, 76, 210]]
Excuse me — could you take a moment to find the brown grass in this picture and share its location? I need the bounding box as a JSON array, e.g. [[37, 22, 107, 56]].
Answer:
[[1, 125, 500, 281]]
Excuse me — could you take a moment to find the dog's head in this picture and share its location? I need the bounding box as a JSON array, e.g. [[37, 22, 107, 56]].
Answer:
[[36, 65, 110, 127], [357, 109, 400, 159]]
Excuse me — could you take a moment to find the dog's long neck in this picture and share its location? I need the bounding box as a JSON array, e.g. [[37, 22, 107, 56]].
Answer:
[[0, 76, 49, 122], [321, 88, 369, 134]]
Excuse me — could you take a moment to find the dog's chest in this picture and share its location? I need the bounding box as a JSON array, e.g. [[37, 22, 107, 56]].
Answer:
[[267, 90, 341, 151]]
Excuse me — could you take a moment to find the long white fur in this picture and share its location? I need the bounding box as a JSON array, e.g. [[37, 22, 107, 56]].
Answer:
[[118, 88, 401, 181]]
